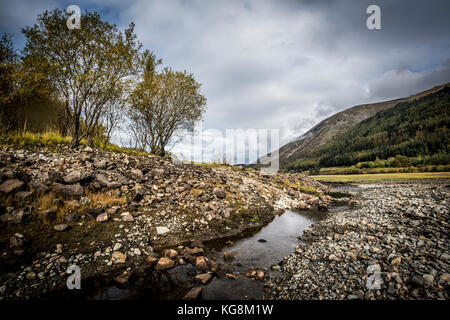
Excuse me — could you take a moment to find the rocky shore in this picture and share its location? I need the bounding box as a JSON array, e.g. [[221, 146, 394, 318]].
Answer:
[[266, 181, 450, 300], [0, 144, 331, 299]]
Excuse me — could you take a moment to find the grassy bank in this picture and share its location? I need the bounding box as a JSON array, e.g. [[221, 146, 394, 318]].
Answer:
[[311, 171, 450, 182], [0, 131, 152, 157]]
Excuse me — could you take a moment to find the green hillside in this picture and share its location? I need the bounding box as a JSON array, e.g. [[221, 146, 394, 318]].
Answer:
[[286, 86, 450, 172]]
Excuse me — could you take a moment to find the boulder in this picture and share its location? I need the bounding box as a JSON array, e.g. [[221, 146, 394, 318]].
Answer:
[[0, 179, 24, 194], [130, 186, 143, 202], [53, 183, 83, 199], [54, 224, 69, 232], [155, 257, 175, 271], [224, 251, 234, 261], [145, 256, 158, 266], [96, 212, 108, 222], [213, 187, 226, 199], [96, 174, 109, 187], [64, 170, 82, 184], [196, 256, 208, 271], [93, 160, 108, 169], [164, 249, 178, 259], [29, 180, 48, 193], [156, 226, 170, 235], [194, 273, 212, 284], [121, 212, 134, 222], [131, 169, 143, 180], [112, 251, 127, 264]]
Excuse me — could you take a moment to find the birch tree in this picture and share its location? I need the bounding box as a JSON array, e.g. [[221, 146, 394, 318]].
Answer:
[[21, 9, 142, 147], [129, 63, 206, 156]]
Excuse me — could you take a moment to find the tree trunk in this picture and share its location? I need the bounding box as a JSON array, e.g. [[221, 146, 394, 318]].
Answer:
[[71, 117, 80, 148]]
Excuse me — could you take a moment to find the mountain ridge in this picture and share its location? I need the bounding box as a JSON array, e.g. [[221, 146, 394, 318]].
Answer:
[[257, 82, 450, 168]]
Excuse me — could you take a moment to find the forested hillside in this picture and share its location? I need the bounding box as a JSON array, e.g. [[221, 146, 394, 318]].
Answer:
[[286, 86, 450, 171]]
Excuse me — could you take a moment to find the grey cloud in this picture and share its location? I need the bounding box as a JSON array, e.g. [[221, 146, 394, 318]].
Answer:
[[1, 0, 450, 162]]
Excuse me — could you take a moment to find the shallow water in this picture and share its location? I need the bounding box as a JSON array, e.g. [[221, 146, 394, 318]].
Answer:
[[210, 209, 327, 273], [89, 190, 354, 300]]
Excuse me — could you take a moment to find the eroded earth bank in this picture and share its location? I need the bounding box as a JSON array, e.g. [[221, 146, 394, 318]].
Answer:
[[0, 144, 331, 299]]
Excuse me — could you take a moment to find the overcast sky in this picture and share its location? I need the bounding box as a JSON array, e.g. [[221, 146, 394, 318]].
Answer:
[[1, 0, 450, 162]]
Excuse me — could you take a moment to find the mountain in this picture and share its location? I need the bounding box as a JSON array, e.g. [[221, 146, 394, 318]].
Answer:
[[257, 82, 450, 169]]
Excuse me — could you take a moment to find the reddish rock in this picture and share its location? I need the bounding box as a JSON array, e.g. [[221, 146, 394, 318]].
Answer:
[[155, 257, 175, 271], [0, 179, 24, 194], [224, 251, 234, 261], [226, 273, 238, 280], [196, 256, 208, 271], [194, 273, 212, 284], [164, 249, 178, 259], [146, 256, 158, 266]]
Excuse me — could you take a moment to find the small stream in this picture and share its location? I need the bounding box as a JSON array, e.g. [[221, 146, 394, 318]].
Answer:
[[89, 185, 355, 300]]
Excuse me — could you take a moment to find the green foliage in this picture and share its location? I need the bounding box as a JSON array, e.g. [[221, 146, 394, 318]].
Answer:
[[2, 131, 152, 156], [129, 64, 207, 156], [22, 9, 143, 147], [285, 87, 450, 172]]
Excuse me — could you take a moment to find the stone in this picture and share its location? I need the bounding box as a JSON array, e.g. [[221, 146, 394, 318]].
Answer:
[[223, 251, 234, 261], [93, 160, 108, 169], [113, 243, 122, 251], [96, 174, 109, 187], [256, 271, 265, 280], [53, 183, 83, 199], [156, 226, 170, 235], [111, 251, 127, 264], [391, 257, 402, 266], [54, 224, 69, 232], [410, 275, 425, 287], [196, 256, 208, 271], [423, 274, 434, 287], [15, 191, 32, 199], [195, 273, 212, 284], [271, 265, 281, 271], [131, 169, 143, 180], [96, 212, 108, 222], [213, 187, 226, 199], [130, 186, 143, 202], [30, 180, 48, 193], [120, 212, 134, 222], [223, 207, 232, 218], [226, 273, 238, 280], [10, 234, 24, 248], [155, 257, 175, 271], [164, 249, 178, 259], [439, 273, 450, 282], [65, 212, 79, 222], [0, 179, 24, 194], [182, 286, 202, 300], [145, 256, 158, 266], [149, 168, 164, 178], [64, 170, 82, 184]]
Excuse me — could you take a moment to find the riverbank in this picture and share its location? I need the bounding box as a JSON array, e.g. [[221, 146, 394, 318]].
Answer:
[[266, 180, 450, 300], [311, 171, 450, 182], [0, 144, 332, 299]]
